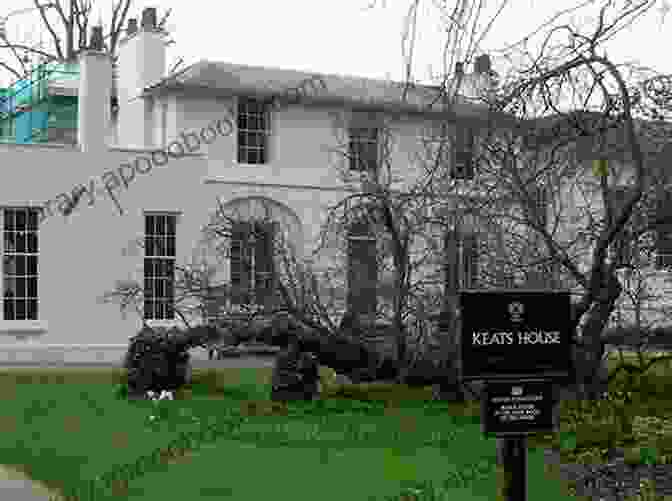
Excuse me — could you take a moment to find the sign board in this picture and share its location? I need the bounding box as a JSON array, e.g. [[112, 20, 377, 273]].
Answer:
[[481, 379, 559, 437], [460, 290, 572, 381]]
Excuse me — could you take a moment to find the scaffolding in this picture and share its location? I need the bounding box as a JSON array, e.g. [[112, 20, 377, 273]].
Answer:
[[0, 60, 79, 144]]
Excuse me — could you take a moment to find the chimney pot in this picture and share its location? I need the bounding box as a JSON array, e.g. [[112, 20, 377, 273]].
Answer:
[[127, 18, 137, 35], [141, 8, 157, 29], [474, 54, 491, 74], [90, 26, 104, 51]]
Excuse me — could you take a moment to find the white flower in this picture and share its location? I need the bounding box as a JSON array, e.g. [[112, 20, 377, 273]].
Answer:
[[159, 390, 174, 400]]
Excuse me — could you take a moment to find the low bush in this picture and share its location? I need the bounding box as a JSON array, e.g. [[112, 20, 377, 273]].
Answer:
[[123, 326, 193, 398]]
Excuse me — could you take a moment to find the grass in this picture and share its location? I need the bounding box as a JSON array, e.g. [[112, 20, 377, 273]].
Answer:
[[0, 352, 668, 500]]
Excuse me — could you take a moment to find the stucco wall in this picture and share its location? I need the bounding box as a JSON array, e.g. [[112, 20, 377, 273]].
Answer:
[[0, 98, 450, 363]]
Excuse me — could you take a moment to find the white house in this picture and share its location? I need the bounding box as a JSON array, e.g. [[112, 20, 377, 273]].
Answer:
[[0, 7, 499, 364]]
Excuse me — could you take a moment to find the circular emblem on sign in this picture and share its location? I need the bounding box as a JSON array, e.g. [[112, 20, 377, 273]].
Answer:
[[508, 301, 524, 323]]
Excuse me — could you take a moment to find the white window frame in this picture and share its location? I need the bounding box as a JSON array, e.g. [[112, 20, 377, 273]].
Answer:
[[143, 212, 177, 322], [237, 97, 271, 165], [2, 207, 40, 321], [228, 219, 277, 310]]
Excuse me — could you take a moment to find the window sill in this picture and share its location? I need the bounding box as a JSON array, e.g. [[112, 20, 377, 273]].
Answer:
[[145, 320, 181, 329], [0, 320, 48, 336]]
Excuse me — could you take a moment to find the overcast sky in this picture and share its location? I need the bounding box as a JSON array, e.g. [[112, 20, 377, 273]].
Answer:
[[1, 0, 670, 89]]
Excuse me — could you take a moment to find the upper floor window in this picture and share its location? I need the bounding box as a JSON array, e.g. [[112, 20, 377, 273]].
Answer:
[[452, 126, 475, 179], [144, 213, 176, 321], [229, 220, 277, 308], [237, 98, 271, 165], [3, 208, 39, 320], [349, 127, 379, 172]]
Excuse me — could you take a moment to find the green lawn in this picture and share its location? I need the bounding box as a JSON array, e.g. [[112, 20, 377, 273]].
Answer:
[[0, 358, 668, 501]]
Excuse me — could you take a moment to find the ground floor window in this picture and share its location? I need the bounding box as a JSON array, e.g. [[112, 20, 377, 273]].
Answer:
[[347, 220, 377, 319], [144, 213, 176, 320], [2, 207, 39, 320], [229, 220, 278, 308], [444, 230, 479, 292]]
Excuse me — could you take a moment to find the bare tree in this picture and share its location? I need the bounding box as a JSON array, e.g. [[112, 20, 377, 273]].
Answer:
[[400, 0, 672, 400], [0, 1, 172, 83]]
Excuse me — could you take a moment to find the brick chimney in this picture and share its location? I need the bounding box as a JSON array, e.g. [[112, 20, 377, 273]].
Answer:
[[117, 7, 166, 148], [77, 26, 111, 153]]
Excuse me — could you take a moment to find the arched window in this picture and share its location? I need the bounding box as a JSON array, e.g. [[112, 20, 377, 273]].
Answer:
[[209, 197, 303, 314]]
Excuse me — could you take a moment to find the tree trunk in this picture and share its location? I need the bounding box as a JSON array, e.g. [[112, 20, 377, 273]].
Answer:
[[576, 270, 622, 400]]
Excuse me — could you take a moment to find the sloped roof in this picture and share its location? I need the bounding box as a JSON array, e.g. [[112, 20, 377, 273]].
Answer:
[[142, 60, 492, 118]]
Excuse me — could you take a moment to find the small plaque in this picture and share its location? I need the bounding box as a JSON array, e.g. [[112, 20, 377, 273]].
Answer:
[[481, 379, 559, 437]]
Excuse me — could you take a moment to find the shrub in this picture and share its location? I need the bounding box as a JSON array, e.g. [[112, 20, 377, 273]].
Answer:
[[123, 326, 192, 398]]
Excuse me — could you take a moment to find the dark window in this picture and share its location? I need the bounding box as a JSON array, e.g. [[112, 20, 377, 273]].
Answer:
[[230, 221, 277, 307], [655, 190, 672, 269], [347, 220, 377, 319], [610, 187, 637, 268], [3, 208, 39, 320], [237, 98, 270, 164], [144, 213, 176, 320], [444, 229, 479, 292], [529, 186, 548, 229], [349, 127, 379, 172], [452, 126, 474, 179]]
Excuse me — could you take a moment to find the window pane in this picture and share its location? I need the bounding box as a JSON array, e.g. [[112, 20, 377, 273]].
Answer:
[[166, 236, 176, 257], [27, 277, 37, 298], [155, 216, 165, 235], [145, 236, 155, 256], [15, 232, 26, 253], [15, 277, 26, 298], [3, 232, 15, 252], [145, 215, 155, 236], [247, 149, 259, 164], [3, 277, 15, 295], [165, 259, 174, 278], [155, 300, 164, 320], [165, 300, 174, 319], [27, 256, 37, 276], [4, 299, 14, 320], [15, 256, 25, 275], [144, 300, 154, 319], [144, 258, 153, 277], [27, 210, 38, 231], [166, 216, 176, 236], [3, 256, 15, 275], [27, 299, 37, 320], [15, 300, 25, 320], [26, 233, 37, 254], [238, 114, 248, 130], [4, 210, 14, 231], [15, 210, 26, 231], [154, 238, 166, 256]]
